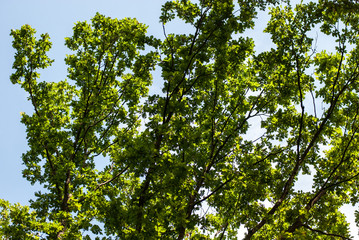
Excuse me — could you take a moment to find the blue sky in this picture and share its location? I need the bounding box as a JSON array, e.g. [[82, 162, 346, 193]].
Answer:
[[0, 0, 358, 238]]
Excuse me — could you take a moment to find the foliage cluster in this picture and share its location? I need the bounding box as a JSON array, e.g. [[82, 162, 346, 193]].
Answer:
[[2, 0, 359, 239]]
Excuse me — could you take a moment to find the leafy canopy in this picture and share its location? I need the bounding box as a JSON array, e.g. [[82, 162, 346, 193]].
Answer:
[[2, 0, 359, 239]]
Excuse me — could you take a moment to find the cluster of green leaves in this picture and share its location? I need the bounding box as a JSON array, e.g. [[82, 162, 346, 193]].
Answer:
[[2, 0, 359, 239]]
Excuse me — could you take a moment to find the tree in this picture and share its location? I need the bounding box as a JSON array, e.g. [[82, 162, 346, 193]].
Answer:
[[2, 0, 359, 239]]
